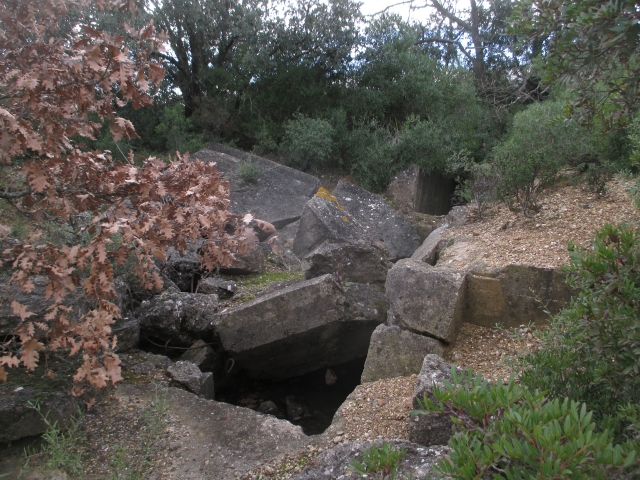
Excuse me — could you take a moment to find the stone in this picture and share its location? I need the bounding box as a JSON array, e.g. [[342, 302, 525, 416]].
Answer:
[[409, 354, 459, 447], [0, 353, 97, 443], [333, 181, 420, 261], [386, 260, 466, 343], [138, 291, 219, 346], [302, 242, 390, 284], [465, 265, 574, 328], [257, 400, 280, 416], [361, 325, 445, 383], [0, 276, 87, 338], [179, 339, 219, 372], [167, 361, 215, 399], [385, 165, 421, 212], [119, 351, 173, 376], [220, 245, 266, 275], [285, 396, 307, 420], [292, 439, 448, 480], [196, 277, 237, 296], [343, 283, 388, 323], [115, 271, 179, 315], [213, 275, 383, 381], [195, 144, 320, 229], [116, 383, 308, 479], [112, 316, 140, 353], [162, 242, 202, 292], [444, 205, 468, 227], [293, 181, 420, 262], [410, 225, 447, 265]]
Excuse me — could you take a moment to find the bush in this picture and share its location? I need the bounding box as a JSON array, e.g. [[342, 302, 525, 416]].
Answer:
[[280, 114, 335, 171], [448, 150, 501, 219], [414, 371, 637, 479], [155, 104, 207, 154], [493, 99, 599, 215], [344, 124, 395, 192], [237, 158, 261, 184], [517, 223, 640, 440]]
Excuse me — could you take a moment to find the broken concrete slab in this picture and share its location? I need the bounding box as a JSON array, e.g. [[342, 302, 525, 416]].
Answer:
[[302, 242, 390, 284], [195, 145, 320, 229], [361, 325, 445, 383], [465, 265, 573, 328], [293, 182, 420, 262], [333, 181, 421, 261], [213, 275, 383, 381], [386, 260, 466, 343], [116, 383, 309, 480]]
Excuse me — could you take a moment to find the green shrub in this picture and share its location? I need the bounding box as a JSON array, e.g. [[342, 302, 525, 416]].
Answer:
[[448, 150, 501, 219], [344, 124, 395, 192], [517, 223, 640, 440], [493, 100, 599, 215], [280, 114, 335, 171], [237, 158, 261, 184], [414, 371, 637, 479], [155, 104, 207, 154], [349, 441, 407, 479]]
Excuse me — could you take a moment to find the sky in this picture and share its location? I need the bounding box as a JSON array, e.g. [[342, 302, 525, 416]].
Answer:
[[358, 0, 434, 22]]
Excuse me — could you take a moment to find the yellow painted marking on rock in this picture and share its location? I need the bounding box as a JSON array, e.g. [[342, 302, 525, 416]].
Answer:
[[342, 216, 350, 222]]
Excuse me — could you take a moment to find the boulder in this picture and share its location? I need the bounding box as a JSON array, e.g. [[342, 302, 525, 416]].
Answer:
[[302, 242, 390, 284], [0, 276, 87, 338], [220, 244, 266, 275], [116, 383, 308, 479], [115, 270, 179, 315], [293, 182, 420, 262], [112, 316, 140, 353], [195, 145, 320, 229], [385, 165, 421, 212], [0, 353, 96, 443], [167, 361, 215, 399], [409, 354, 459, 447], [444, 205, 467, 227], [292, 439, 448, 480], [465, 265, 573, 328], [361, 325, 445, 383], [333, 181, 420, 261], [138, 291, 219, 346], [213, 275, 384, 381], [0, 387, 78, 443], [386, 260, 466, 343], [196, 277, 238, 296], [410, 225, 448, 265], [119, 351, 173, 377], [343, 283, 388, 323], [179, 339, 219, 372]]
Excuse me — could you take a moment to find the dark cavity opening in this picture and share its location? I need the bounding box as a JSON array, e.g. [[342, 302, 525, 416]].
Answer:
[[415, 170, 456, 216], [215, 357, 366, 435]]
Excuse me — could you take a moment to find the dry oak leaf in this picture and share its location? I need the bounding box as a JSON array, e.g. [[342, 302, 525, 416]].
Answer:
[[11, 301, 35, 321]]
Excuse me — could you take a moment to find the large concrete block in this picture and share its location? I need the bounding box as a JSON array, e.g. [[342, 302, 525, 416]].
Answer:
[[386, 259, 466, 343], [361, 325, 445, 383]]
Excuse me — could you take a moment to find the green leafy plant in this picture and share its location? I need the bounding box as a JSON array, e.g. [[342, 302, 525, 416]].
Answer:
[[413, 371, 637, 479], [516, 223, 640, 439], [492, 99, 599, 215], [237, 158, 262, 184], [280, 113, 335, 171], [349, 441, 407, 479], [22, 401, 85, 475], [448, 150, 500, 219]]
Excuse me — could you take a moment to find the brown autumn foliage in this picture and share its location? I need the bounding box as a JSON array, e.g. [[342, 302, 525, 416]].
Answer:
[[0, 0, 251, 395]]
